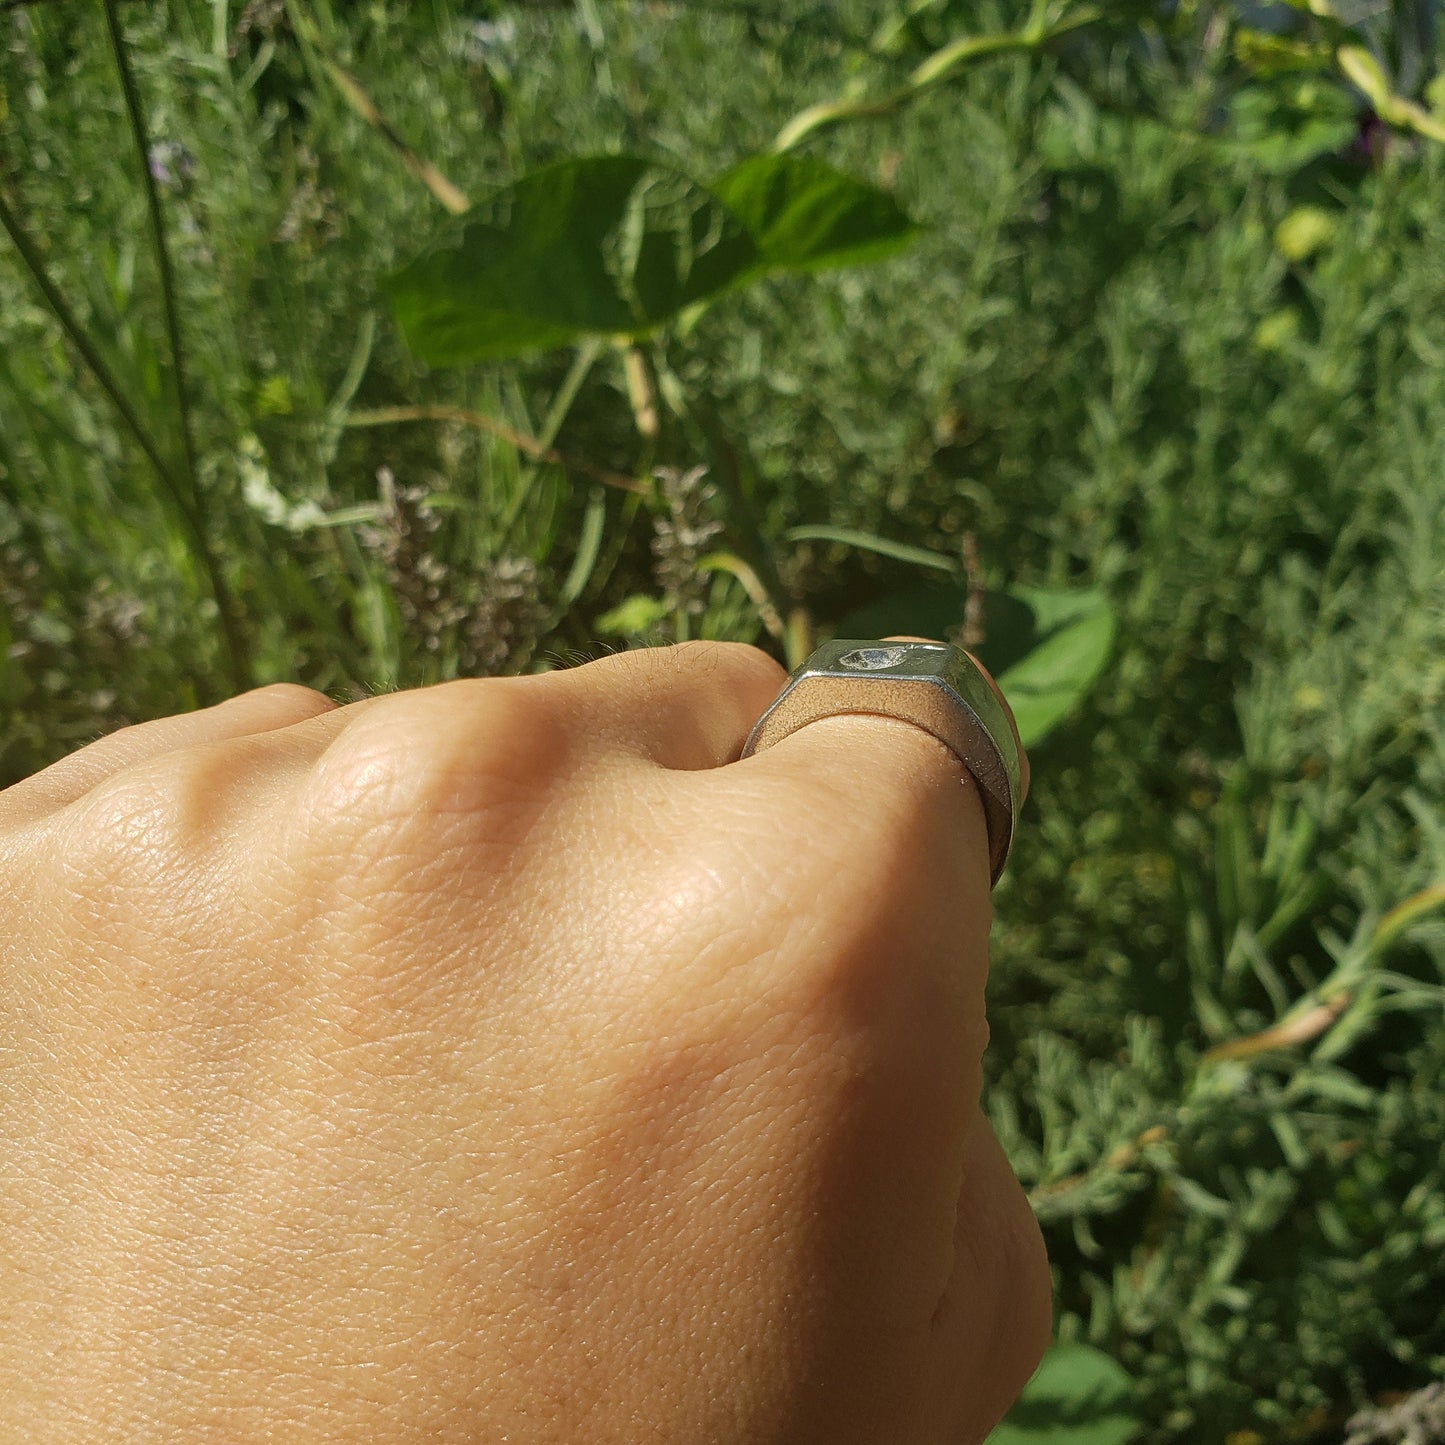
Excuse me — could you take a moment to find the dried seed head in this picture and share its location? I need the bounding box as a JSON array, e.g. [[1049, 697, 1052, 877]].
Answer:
[[462, 555, 547, 675], [232, 0, 287, 55], [83, 578, 147, 644], [1344, 1382, 1445, 1445], [651, 464, 723, 617], [357, 466, 456, 650], [275, 145, 341, 249], [354, 470, 548, 672]]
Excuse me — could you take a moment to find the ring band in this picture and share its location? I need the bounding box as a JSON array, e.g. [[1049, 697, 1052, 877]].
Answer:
[[738, 640, 1022, 888]]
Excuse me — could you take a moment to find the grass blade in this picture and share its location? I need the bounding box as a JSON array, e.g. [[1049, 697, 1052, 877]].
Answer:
[[784, 523, 961, 575], [559, 487, 608, 608]]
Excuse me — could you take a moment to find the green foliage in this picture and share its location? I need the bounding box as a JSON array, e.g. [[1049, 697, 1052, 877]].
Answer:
[[596, 591, 672, 637], [987, 1343, 1144, 1445], [385, 151, 921, 365], [992, 588, 1115, 748], [385, 155, 758, 363], [709, 153, 923, 277], [836, 581, 1118, 748]]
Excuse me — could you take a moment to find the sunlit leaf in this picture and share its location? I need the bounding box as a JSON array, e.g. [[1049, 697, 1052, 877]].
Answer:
[[1233, 28, 1333, 77], [986, 1344, 1142, 1445], [709, 154, 921, 277], [596, 593, 672, 635], [385, 155, 757, 364], [1275, 205, 1337, 261], [1336, 45, 1445, 142], [835, 583, 1116, 748], [996, 587, 1116, 747], [1335, 44, 1394, 114]]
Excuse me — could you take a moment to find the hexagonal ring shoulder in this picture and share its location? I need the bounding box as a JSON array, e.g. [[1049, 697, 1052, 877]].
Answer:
[[738, 640, 1021, 888]]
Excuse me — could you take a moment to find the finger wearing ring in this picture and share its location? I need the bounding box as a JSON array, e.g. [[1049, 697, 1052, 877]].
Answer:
[[738, 639, 1023, 889]]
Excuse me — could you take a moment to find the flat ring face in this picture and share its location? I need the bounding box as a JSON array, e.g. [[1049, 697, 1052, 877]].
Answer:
[[738, 639, 1021, 888]]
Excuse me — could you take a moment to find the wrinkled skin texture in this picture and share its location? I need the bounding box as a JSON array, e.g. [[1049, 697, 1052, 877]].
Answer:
[[0, 639, 1050, 1442]]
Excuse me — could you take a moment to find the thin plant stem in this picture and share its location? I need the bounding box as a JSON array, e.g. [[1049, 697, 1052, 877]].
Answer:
[[782, 607, 814, 669], [103, 0, 201, 518], [504, 338, 607, 540], [696, 552, 785, 643], [536, 338, 604, 453], [0, 184, 253, 695], [344, 405, 646, 495], [285, 0, 471, 214], [503, 338, 608, 557], [97, 0, 253, 695], [652, 350, 807, 661], [622, 346, 661, 440], [0, 184, 181, 508], [774, 6, 1103, 151]]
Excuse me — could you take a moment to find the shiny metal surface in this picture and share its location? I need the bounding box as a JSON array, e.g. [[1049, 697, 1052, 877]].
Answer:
[[739, 639, 1021, 888]]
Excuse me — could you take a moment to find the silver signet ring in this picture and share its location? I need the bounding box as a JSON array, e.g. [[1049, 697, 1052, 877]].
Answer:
[[738, 639, 1022, 889]]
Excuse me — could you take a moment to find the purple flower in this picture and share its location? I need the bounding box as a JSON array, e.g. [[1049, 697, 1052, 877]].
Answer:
[[1350, 111, 1392, 168], [147, 140, 196, 190]]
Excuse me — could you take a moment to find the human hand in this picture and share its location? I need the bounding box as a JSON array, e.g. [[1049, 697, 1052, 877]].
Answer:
[[0, 640, 1049, 1442]]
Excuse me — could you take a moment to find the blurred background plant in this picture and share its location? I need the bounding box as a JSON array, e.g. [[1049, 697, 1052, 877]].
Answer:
[[2, 1, 1444, 1440]]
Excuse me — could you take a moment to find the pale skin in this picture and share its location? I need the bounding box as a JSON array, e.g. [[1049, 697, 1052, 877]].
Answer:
[[0, 636, 1050, 1443]]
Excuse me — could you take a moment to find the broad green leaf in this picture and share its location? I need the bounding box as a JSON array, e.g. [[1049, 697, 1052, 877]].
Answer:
[[835, 583, 1115, 748], [385, 155, 757, 364], [709, 154, 921, 277], [996, 588, 1116, 747], [986, 1344, 1142, 1445]]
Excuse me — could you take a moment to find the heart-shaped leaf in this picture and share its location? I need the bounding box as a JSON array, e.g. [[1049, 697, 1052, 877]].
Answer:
[[994, 587, 1116, 747], [708, 153, 921, 277], [986, 1344, 1143, 1445], [385, 155, 757, 364], [835, 583, 1115, 748]]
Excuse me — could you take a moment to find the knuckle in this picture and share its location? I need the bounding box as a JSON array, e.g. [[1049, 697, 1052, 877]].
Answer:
[[717, 637, 788, 675], [57, 756, 206, 890], [302, 678, 571, 839], [31, 723, 309, 899], [601, 639, 785, 691], [242, 682, 338, 719], [594, 639, 716, 689], [677, 639, 787, 691]]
